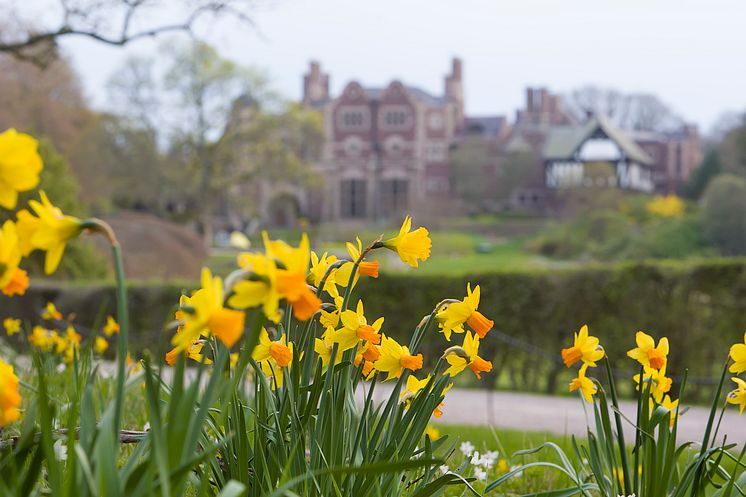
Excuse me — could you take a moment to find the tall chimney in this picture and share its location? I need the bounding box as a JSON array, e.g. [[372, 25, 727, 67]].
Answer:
[[302, 60, 329, 105], [445, 57, 464, 131]]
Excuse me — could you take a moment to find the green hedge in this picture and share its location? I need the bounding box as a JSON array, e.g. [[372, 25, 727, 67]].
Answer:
[[4, 260, 746, 401]]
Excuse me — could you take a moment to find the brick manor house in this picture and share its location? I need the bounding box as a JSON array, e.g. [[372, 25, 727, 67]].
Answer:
[[291, 60, 701, 223]]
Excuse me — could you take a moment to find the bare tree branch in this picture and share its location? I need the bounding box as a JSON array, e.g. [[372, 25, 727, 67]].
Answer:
[[0, 0, 259, 66]]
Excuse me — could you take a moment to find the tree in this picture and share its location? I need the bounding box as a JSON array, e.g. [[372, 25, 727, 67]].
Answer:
[[701, 174, 746, 256], [564, 85, 683, 132], [683, 148, 723, 199], [0, 0, 259, 66], [109, 39, 324, 242]]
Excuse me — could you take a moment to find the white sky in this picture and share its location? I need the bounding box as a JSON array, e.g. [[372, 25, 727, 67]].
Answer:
[[56, 0, 746, 133]]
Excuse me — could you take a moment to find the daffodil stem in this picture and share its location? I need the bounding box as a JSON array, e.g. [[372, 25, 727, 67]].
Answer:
[[691, 356, 730, 497], [603, 357, 631, 497], [111, 243, 129, 438]]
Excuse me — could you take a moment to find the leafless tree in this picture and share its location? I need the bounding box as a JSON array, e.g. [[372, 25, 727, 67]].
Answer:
[[0, 0, 260, 66], [565, 85, 684, 132]]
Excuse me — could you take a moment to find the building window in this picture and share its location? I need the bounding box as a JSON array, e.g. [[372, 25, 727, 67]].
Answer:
[[338, 106, 369, 130], [429, 113, 444, 130], [340, 179, 367, 218], [379, 179, 409, 216], [425, 143, 446, 162], [380, 105, 412, 129]]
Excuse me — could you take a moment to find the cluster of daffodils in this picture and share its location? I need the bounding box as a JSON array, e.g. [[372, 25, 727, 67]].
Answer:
[[0, 128, 98, 427], [561, 325, 746, 418], [165, 214, 497, 418], [728, 333, 746, 413]]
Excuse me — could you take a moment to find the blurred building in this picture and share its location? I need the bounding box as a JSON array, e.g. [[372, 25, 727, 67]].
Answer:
[[302, 59, 475, 221]]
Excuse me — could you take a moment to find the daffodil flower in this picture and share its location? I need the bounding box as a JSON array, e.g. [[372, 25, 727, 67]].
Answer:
[[561, 324, 605, 368], [253, 328, 294, 368], [656, 394, 680, 427], [165, 340, 211, 366], [0, 128, 43, 210], [374, 334, 424, 380], [627, 331, 669, 370], [327, 300, 383, 352], [314, 338, 338, 367], [94, 336, 109, 355], [2, 267, 28, 297], [310, 251, 341, 298], [103, 315, 120, 336], [16, 191, 83, 274], [729, 332, 746, 375], [634, 364, 672, 402], [3, 318, 21, 336], [443, 331, 493, 379], [0, 220, 23, 290], [42, 302, 62, 321], [400, 374, 432, 405], [382, 216, 431, 268], [174, 268, 246, 351], [727, 377, 746, 415], [436, 284, 494, 340], [337, 237, 379, 288], [0, 358, 21, 426], [569, 364, 597, 403]]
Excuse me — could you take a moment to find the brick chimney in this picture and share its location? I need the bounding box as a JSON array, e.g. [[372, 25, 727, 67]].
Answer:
[[445, 57, 464, 130], [302, 60, 329, 105]]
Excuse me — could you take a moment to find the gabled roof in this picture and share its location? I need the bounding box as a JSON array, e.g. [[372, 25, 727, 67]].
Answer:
[[362, 86, 450, 107], [543, 114, 653, 165], [464, 116, 507, 136]]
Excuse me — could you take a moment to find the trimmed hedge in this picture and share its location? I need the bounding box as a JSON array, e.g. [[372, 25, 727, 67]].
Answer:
[[4, 260, 746, 401]]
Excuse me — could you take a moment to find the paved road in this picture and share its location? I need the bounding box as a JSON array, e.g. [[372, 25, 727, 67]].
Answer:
[[361, 385, 746, 446]]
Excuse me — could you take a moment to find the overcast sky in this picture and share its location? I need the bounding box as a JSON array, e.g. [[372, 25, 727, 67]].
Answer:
[[57, 0, 746, 133]]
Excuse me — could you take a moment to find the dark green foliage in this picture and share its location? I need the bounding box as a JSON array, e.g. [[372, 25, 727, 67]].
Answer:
[[701, 174, 746, 256], [684, 148, 722, 199], [7, 260, 746, 401]]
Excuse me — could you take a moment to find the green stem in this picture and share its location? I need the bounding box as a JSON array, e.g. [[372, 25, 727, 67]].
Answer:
[[604, 357, 631, 497], [111, 244, 129, 436]]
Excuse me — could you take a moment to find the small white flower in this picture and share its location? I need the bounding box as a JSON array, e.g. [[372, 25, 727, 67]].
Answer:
[[439, 464, 451, 475], [56, 363, 66, 373], [460, 441, 475, 457], [473, 467, 487, 481], [53, 439, 67, 461], [143, 422, 151, 431]]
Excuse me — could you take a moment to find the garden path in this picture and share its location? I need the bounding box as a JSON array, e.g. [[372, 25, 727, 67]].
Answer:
[[362, 385, 746, 445]]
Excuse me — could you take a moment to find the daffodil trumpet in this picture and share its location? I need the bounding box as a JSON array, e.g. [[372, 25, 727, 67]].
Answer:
[[339, 238, 380, 312]]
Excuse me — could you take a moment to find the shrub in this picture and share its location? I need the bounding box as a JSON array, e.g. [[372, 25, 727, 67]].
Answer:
[[702, 174, 746, 255]]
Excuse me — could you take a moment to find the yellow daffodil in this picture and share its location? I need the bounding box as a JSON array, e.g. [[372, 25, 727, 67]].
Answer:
[[310, 251, 341, 298], [498, 459, 510, 473], [634, 364, 673, 402], [374, 334, 424, 380], [337, 238, 379, 288], [627, 331, 668, 370], [0, 358, 22, 426], [2, 267, 28, 296], [382, 216, 431, 268], [569, 364, 597, 403], [252, 328, 294, 368], [314, 338, 338, 367], [165, 340, 211, 366], [29, 326, 55, 351], [443, 331, 493, 379], [727, 377, 746, 415], [729, 332, 746, 375], [0, 220, 23, 291], [0, 128, 43, 210], [259, 359, 285, 389], [354, 342, 380, 379], [16, 191, 83, 274], [436, 284, 494, 340], [231, 234, 321, 322], [173, 268, 245, 352], [400, 374, 432, 404], [4, 318, 21, 336], [103, 315, 120, 336], [94, 336, 109, 355], [42, 302, 62, 321], [657, 395, 680, 428], [319, 307, 341, 333], [561, 324, 605, 368], [424, 425, 440, 440], [327, 300, 383, 352]]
